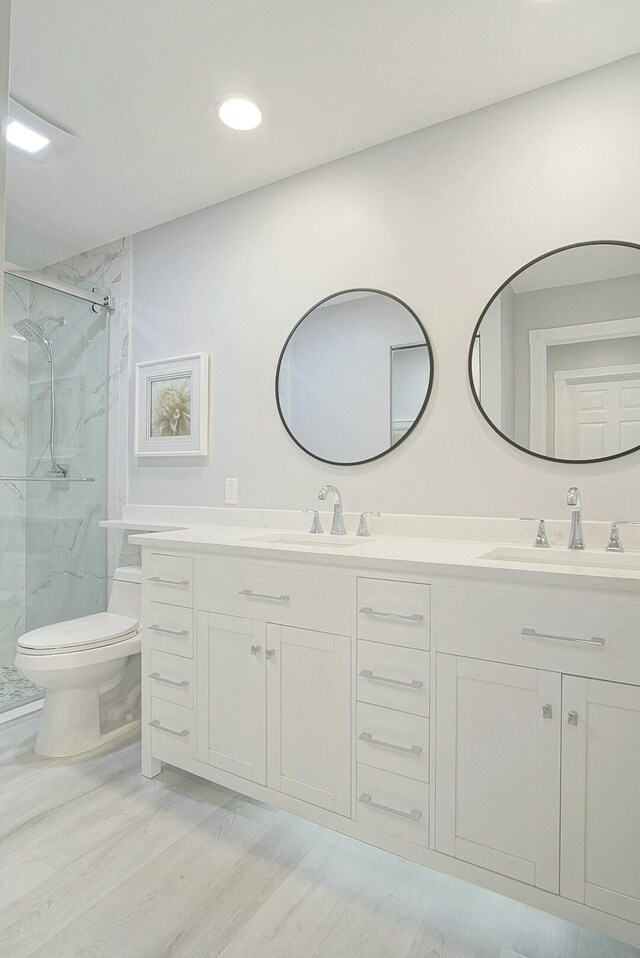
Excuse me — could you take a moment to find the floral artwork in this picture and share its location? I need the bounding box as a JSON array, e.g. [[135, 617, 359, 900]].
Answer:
[[135, 354, 208, 456], [150, 376, 192, 438]]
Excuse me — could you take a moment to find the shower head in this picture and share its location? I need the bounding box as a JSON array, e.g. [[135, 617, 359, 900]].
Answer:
[[12, 319, 54, 365]]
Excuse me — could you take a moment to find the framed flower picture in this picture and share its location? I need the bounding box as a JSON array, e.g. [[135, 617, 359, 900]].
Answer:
[[135, 353, 209, 456]]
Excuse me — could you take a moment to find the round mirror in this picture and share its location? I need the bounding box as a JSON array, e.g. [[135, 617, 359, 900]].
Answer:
[[469, 241, 640, 463], [276, 289, 433, 465]]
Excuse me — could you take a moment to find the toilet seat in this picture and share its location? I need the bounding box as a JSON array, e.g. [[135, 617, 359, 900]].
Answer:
[[17, 612, 140, 655]]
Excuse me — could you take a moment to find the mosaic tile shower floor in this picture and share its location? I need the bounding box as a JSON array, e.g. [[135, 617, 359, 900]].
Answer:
[[0, 666, 44, 714]]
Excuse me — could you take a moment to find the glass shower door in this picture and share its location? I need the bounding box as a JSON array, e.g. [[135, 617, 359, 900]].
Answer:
[[0, 273, 109, 714]]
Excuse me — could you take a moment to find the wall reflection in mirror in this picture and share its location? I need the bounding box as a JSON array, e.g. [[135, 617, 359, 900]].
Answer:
[[470, 242, 640, 463], [276, 289, 433, 465]]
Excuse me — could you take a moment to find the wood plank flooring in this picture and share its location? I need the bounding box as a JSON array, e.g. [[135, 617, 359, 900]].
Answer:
[[0, 714, 637, 958]]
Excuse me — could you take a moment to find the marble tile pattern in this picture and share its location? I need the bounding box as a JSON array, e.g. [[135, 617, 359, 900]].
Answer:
[[0, 714, 636, 958], [0, 238, 131, 699]]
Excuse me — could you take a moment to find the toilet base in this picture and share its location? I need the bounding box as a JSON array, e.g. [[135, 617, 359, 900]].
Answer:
[[36, 685, 140, 758]]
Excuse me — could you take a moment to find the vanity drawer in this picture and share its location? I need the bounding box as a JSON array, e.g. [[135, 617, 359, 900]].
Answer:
[[196, 559, 350, 635], [436, 585, 640, 684], [357, 640, 429, 716], [148, 650, 193, 707], [357, 702, 429, 782], [146, 602, 193, 657], [357, 578, 430, 649], [149, 698, 193, 758], [147, 554, 193, 608], [357, 763, 429, 847]]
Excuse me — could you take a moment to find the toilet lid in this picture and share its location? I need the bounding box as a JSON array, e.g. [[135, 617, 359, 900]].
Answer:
[[17, 612, 139, 654]]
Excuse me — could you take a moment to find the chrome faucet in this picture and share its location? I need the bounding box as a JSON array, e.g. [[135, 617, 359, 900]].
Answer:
[[566, 486, 585, 550], [318, 484, 346, 535]]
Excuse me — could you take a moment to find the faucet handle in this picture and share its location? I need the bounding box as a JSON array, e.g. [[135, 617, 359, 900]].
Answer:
[[605, 520, 640, 553], [356, 511, 380, 537], [302, 508, 324, 535], [520, 517, 550, 548]]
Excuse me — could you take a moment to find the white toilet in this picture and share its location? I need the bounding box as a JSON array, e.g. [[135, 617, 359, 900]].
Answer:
[[15, 567, 142, 758]]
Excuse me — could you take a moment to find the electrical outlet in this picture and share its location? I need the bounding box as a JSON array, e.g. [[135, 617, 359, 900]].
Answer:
[[225, 477, 238, 504]]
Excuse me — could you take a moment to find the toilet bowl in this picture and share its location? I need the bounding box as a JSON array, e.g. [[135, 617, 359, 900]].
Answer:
[[15, 567, 142, 758]]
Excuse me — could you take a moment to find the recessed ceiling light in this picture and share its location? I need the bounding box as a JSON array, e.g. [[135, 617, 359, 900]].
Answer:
[[6, 120, 50, 154], [216, 96, 262, 131], [5, 98, 77, 163]]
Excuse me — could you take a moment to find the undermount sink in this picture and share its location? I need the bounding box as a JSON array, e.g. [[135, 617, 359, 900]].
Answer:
[[244, 533, 375, 549], [481, 546, 640, 572]]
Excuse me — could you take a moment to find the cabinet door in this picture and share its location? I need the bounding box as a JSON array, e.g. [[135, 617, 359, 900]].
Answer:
[[435, 654, 561, 891], [266, 625, 351, 817], [196, 612, 267, 785], [561, 676, 640, 923]]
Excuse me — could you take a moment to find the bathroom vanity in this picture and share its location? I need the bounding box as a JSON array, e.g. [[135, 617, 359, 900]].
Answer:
[[133, 526, 640, 949]]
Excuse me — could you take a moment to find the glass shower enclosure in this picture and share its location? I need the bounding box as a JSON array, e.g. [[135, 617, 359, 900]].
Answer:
[[0, 270, 109, 714]]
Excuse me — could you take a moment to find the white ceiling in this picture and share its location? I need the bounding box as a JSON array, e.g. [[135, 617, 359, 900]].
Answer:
[[6, 0, 640, 267]]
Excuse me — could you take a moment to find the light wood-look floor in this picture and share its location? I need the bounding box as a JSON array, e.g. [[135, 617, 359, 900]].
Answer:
[[0, 714, 637, 958]]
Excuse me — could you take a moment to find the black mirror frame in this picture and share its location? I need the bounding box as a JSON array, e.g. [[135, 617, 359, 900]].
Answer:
[[275, 287, 435, 467], [468, 239, 640, 465]]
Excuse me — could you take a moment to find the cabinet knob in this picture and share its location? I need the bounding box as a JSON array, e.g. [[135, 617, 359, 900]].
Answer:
[[250, 645, 261, 656], [265, 649, 275, 660], [542, 704, 553, 719], [567, 710, 579, 726]]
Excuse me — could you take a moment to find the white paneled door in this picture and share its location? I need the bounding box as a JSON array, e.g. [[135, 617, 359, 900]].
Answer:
[[561, 677, 640, 924], [435, 654, 561, 892], [266, 625, 351, 816], [554, 364, 640, 459], [196, 612, 267, 784]]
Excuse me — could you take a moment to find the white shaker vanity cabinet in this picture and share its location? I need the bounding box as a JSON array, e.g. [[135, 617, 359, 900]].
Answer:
[[135, 531, 640, 949]]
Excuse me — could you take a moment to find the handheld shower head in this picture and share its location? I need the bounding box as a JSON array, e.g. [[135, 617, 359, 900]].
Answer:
[[12, 319, 54, 365]]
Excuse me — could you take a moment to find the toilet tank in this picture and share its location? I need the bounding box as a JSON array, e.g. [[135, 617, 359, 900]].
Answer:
[[107, 567, 142, 620]]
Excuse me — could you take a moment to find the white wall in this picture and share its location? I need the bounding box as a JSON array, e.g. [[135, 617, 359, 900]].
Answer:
[[130, 54, 640, 521], [0, 0, 10, 319]]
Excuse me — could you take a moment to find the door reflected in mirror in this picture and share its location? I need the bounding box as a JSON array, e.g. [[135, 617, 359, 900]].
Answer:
[[469, 241, 640, 463], [276, 289, 433, 465]]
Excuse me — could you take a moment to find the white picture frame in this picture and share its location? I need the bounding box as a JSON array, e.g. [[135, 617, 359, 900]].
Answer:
[[135, 353, 209, 456]]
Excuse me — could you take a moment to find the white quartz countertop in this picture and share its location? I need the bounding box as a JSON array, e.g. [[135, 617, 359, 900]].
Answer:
[[128, 524, 640, 593]]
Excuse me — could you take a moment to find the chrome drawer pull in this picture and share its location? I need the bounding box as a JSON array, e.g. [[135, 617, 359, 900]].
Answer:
[[148, 673, 189, 689], [239, 589, 290, 602], [149, 719, 189, 737], [359, 669, 423, 690], [148, 625, 189, 637], [359, 793, 422, 821], [359, 731, 422, 756], [521, 627, 605, 648], [359, 606, 423, 623], [149, 576, 189, 586]]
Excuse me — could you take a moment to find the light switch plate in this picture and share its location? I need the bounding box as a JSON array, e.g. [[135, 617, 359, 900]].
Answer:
[[225, 477, 238, 504]]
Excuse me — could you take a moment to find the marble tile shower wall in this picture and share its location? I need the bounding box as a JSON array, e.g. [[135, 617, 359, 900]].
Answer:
[[0, 237, 132, 665], [44, 237, 137, 587]]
